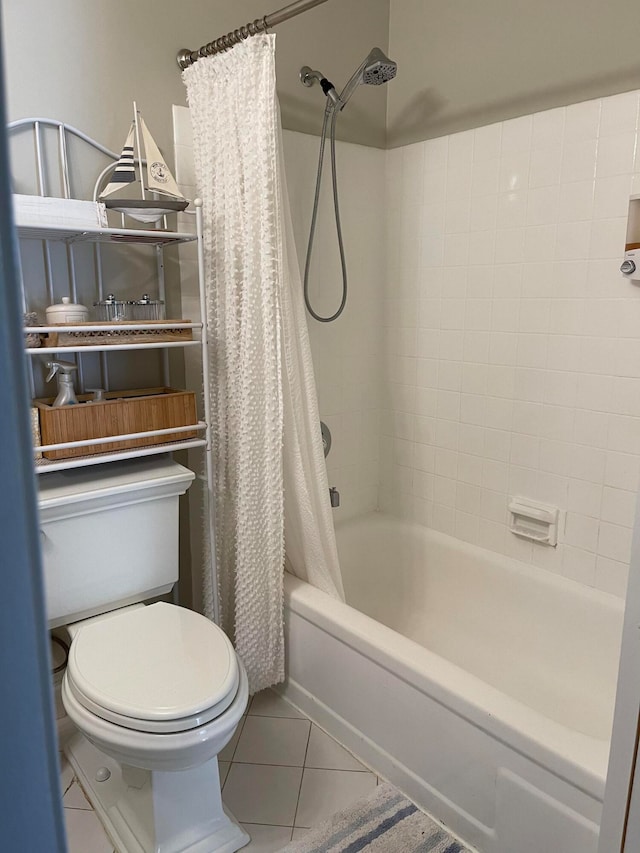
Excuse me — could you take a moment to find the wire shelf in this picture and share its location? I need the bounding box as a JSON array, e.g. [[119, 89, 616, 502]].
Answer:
[[16, 223, 197, 246]]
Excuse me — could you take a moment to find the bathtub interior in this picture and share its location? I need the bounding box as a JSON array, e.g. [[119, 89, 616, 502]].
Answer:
[[333, 511, 624, 742]]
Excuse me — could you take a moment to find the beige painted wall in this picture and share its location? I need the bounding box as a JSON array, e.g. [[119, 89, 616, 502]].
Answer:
[[387, 0, 640, 148], [5, 1, 640, 155], [1, 0, 390, 153]]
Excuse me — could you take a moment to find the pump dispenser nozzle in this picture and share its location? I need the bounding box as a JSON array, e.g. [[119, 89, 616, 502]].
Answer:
[[45, 360, 78, 407]]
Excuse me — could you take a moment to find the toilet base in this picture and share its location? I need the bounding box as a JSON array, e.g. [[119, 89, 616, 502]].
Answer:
[[65, 733, 250, 853]]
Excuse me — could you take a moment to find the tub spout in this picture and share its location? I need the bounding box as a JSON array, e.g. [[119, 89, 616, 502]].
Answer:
[[329, 486, 340, 508]]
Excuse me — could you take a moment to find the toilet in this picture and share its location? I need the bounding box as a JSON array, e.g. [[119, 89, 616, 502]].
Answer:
[[38, 458, 250, 853]]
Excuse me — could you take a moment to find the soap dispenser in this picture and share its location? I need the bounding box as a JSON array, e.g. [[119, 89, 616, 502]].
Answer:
[[46, 360, 79, 407], [620, 195, 640, 280]]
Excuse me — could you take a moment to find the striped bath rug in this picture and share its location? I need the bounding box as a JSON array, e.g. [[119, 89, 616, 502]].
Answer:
[[280, 782, 472, 853]]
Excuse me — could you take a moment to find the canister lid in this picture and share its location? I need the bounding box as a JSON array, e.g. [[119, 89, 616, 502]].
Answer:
[[133, 294, 164, 305], [46, 297, 88, 310], [93, 293, 126, 307]]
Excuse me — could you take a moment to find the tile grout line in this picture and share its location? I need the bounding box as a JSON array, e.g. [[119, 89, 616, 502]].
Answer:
[[221, 713, 248, 792], [249, 712, 305, 720], [229, 759, 372, 771], [291, 720, 313, 829], [229, 714, 248, 761]]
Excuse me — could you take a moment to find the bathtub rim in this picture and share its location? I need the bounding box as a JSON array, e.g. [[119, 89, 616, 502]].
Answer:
[[284, 570, 611, 803]]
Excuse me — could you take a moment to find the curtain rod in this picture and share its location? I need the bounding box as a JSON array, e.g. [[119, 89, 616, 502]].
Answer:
[[177, 0, 329, 69]]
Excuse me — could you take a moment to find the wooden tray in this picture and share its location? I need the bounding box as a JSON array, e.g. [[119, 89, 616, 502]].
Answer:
[[33, 386, 198, 459], [42, 320, 193, 348]]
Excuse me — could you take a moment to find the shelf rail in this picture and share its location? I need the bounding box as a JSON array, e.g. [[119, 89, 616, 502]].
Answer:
[[34, 421, 207, 454], [34, 438, 208, 474]]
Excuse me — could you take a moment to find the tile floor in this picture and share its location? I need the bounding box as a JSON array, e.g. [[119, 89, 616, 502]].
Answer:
[[60, 688, 383, 852]]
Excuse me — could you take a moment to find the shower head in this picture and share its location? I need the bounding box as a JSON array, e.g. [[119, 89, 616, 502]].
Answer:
[[337, 47, 397, 109], [362, 47, 398, 86], [299, 47, 397, 111]]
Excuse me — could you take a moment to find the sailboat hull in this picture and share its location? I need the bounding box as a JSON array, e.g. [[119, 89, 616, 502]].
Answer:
[[103, 197, 189, 224]]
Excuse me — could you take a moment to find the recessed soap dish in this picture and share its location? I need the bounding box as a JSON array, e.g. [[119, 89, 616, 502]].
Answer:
[[508, 497, 561, 547]]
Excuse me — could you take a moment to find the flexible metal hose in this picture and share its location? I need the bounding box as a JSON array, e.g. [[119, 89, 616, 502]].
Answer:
[[303, 103, 348, 323]]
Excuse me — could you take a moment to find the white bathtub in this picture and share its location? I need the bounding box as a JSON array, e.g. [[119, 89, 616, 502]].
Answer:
[[279, 512, 624, 853]]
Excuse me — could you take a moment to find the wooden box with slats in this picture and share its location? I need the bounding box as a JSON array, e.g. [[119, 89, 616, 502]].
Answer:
[[33, 387, 198, 460]]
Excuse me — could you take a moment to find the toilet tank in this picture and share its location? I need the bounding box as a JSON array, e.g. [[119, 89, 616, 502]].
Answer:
[[38, 459, 196, 627]]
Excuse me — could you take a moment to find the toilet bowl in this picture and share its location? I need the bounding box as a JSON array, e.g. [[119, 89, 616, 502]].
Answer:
[[62, 602, 250, 853]]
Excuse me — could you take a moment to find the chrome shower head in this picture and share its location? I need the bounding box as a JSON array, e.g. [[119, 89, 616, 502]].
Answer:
[[299, 47, 397, 111], [337, 47, 397, 108], [362, 47, 398, 86]]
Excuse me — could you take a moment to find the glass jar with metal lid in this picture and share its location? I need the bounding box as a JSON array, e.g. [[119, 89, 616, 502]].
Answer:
[[130, 294, 166, 322], [93, 294, 130, 322]]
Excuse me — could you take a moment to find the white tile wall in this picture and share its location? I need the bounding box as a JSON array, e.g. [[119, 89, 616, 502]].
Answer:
[[175, 94, 640, 598], [383, 90, 640, 597]]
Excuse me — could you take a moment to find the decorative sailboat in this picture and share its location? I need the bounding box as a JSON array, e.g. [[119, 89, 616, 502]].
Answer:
[[99, 102, 189, 224]]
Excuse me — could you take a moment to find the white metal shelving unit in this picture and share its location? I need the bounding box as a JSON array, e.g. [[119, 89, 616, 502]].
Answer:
[[9, 118, 211, 470], [8, 118, 218, 621], [18, 216, 209, 470], [9, 117, 218, 619]]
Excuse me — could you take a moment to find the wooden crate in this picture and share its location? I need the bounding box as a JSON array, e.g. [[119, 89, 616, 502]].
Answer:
[[43, 320, 193, 348], [33, 387, 198, 460]]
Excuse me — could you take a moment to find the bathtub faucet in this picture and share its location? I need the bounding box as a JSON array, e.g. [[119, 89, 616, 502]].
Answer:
[[329, 486, 340, 508]]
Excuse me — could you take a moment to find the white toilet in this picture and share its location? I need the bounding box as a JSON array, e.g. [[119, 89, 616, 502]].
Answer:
[[38, 458, 250, 853]]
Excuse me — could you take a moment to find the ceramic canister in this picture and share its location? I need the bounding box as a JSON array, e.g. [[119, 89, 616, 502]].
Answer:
[[45, 297, 89, 324]]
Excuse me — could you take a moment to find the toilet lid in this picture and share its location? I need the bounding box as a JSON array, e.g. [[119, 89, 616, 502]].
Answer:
[[67, 603, 239, 729]]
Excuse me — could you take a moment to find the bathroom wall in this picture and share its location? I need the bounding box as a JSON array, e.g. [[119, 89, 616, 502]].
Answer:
[[387, 0, 640, 147], [282, 131, 386, 523], [1, 0, 390, 153], [381, 89, 640, 597]]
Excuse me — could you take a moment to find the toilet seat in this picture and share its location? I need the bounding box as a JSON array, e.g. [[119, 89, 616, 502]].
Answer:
[[67, 603, 239, 734]]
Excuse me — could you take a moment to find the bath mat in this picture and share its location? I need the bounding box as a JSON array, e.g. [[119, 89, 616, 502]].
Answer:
[[280, 782, 472, 853]]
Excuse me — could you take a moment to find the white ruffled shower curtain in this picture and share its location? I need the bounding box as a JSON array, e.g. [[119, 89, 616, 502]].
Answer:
[[183, 34, 344, 694]]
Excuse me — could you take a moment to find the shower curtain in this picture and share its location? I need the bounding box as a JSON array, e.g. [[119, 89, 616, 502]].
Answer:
[[183, 34, 344, 693]]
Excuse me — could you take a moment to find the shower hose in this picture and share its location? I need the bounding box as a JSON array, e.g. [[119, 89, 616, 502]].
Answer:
[[304, 102, 348, 323]]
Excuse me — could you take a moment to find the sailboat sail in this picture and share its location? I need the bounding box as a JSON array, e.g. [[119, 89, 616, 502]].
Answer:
[[98, 105, 188, 224], [140, 117, 184, 200], [100, 124, 137, 199]]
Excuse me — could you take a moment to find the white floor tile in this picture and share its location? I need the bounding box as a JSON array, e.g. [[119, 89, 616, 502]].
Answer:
[[223, 763, 303, 826], [304, 726, 368, 772], [219, 715, 247, 762], [240, 823, 293, 851], [249, 689, 306, 719], [291, 827, 310, 841], [219, 761, 231, 787], [64, 808, 114, 853], [234, 716, 310, 766], [295, 768, 377, 828], [63, 780, 92, 810]]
